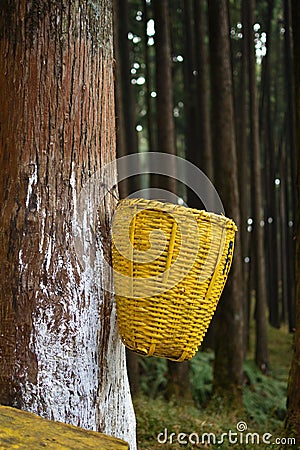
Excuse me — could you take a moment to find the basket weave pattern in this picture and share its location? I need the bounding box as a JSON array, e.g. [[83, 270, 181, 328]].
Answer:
[[112, 198, 237, 361]]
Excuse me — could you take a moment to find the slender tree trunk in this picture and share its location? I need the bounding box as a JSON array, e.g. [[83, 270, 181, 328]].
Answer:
[[183, 0, 198, 184], [143, 0, 156, 153], [279, 145, 289, 323], [113, 0, 139, 195], [237, 0, 251, 349], [194, 0, 213, 181], [246, 0, 269, 373], [0, 1, 136, 447], [113, 0, 141, 398], [285, 0, 300, 439], [152, 0, 191, 401], [259, 0, 280, 329], [192, 0, 217, 350], [283, 0, 296, 332], [113, 0, 128, 199], [208, 0, 244, 407], [152, 0, 176, 193]]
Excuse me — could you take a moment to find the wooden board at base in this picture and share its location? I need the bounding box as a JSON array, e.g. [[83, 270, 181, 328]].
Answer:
[[0, 405, 129, 449]]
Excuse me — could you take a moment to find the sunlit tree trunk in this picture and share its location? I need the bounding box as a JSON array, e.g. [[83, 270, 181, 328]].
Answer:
[[0, 1, 136, 447], [285, 0, 300, 438], [208, 0, 244, 407]]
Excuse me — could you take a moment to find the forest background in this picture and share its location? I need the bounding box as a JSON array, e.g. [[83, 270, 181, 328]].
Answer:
[[113, 0, 299, 449]]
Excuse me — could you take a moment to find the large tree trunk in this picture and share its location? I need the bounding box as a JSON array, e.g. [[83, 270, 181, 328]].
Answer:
[[0, 1, 136, 447], [208, 0, 244, 408], [285, 0, 300, 439]]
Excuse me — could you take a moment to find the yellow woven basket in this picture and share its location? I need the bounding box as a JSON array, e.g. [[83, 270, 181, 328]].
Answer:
[[111, 198, 237, 362]]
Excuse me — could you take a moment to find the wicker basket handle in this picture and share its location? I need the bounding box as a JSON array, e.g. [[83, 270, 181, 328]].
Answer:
[[163, 221, 178, 284]]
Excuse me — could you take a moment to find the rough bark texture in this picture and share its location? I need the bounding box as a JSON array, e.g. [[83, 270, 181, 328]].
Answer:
[[208, 0, 244, 407], [285, 0, 300, 440], [0, 1, 136, 447]]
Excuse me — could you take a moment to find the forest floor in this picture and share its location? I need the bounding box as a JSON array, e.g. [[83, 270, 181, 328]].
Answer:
[[132, 323, 295, 449]]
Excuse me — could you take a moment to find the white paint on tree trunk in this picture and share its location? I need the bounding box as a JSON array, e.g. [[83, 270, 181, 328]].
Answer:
[[25, 163, 38, 209], [97, 305, 137, 447], [20, 169, 137, 449]]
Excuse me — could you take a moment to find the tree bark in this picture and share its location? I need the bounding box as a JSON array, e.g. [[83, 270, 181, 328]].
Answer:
[[208, 0, 244, 407], [0, 1, 136, 447]]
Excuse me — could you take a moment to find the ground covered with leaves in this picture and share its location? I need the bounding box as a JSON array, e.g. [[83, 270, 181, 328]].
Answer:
[[133, 324, 294, 449]]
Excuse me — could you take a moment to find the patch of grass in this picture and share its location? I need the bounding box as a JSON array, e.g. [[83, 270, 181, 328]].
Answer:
[[133, 324, 294, 449]]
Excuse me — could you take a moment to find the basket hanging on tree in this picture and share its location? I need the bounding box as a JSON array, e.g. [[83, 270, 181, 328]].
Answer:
[[111, 198, 237, 362]]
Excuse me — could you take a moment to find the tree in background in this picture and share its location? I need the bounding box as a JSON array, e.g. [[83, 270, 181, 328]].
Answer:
[[208, 0, 244, 407], [236, 0, 251, 349], [152, 0, 176, 194], [246, 0, 269, 373], [285, 0, 300, 439], [152, 0, 192, 402], [194, 0, 213, 181], [113, 0, 139, 197], [114, 0, 297, 420], [0, 1, 136, 447], [113, 0, 141, 398]]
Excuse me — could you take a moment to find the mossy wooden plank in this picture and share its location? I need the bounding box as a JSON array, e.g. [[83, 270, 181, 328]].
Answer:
[[0, 406, 129, 449]]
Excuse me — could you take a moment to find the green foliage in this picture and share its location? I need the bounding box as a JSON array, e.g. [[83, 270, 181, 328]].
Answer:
[[189, 350, 214, 406], [134, 325, 293, 449], [243, 359, 287, 427], [138, 356, 167, 398]]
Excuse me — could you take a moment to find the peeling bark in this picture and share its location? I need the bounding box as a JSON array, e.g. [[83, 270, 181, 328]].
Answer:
[[0, 1, 136, 447]]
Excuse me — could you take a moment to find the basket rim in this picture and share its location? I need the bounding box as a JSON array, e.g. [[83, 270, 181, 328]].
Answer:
[[117, 197, 238, 231]]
